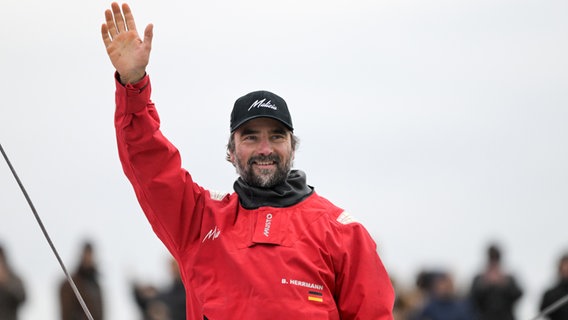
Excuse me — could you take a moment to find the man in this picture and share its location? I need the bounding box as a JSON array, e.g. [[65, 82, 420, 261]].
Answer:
[[101, 2, 394, 319], [469, 244, 523, 320], [0, 244, 26, 320], [159, 259, 186, 320], [133, 258, 186, 320], [59, 241, 104, 320], [417, 271, 474, 320], [540, 253, 568, 320]]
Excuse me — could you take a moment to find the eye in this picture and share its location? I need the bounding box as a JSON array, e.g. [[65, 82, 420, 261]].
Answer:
[[271, 134, 286, 141], [243, 135, 257, 141]]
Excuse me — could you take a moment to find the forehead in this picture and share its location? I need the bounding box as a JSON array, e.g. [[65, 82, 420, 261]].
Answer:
[[235, 117, 289, 134]]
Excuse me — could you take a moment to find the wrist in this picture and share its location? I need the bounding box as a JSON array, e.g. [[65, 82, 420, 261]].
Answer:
[[118, 70, 146, 85]]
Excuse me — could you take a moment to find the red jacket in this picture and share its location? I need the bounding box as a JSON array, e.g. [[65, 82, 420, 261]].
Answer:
[[114, 75, 394, 319]]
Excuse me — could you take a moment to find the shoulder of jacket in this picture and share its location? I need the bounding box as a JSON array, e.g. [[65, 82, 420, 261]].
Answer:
[[307, 194, 358, 226], [207, 190, 231, 201], [335, 210, 358, 225]]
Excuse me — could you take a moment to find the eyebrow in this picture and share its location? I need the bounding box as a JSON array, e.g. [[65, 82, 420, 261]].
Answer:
[[240, 126, 288, 136], [272, 127, 287, 135], [240, 128, 258, 136]]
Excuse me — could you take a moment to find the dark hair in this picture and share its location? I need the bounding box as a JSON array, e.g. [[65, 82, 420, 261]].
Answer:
[[82, 241, 94, 252], [415, 270, 446, 292], [488, 244, 501, 263]]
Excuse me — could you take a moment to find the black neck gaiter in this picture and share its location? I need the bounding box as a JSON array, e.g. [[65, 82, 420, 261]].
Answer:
[[233, 170, 313, 209]]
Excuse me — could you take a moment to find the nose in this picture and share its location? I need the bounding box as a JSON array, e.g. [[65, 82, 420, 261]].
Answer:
[[257, 136, 273, 156]]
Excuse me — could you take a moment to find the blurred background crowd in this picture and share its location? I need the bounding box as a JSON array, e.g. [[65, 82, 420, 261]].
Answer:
[[392, 244, 568, 320], [0, 240, 185, 320], [1, 239, 567, 320]]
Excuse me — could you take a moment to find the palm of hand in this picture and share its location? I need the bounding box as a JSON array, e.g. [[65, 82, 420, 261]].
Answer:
[[106, 30, 150, 80], [101, 2, 153, 84]]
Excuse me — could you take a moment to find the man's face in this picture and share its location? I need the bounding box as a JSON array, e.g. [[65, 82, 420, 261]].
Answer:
[[230, 118, 294, 188], [560, 259, 568, 279]]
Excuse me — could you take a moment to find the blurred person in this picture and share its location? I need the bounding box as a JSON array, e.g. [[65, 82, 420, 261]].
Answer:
[[132, 282, 156, 319], [133, 258, 186, 320], [416, 271, 474, 320], [133, 284, 168, 320], [395, 270, 441, 320], [470, 243, 523, 320], [100, 2, 394, 319], [391, 276, 406, 319], [59, 241, 104, 320], [539, 253, 568, 320], [160, 259, 185, 320], [0, 244, 26, 320]]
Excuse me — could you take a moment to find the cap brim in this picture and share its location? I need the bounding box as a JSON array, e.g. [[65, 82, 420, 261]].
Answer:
[[230, 115, 294, 132]]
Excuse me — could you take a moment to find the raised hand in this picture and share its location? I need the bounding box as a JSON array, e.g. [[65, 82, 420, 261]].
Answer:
[[101, 2, 153, 84]]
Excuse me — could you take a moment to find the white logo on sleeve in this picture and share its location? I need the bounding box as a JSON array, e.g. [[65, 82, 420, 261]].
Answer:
[[202, 226, 221, 243]]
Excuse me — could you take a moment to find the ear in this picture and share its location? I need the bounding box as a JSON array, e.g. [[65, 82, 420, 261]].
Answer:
[[229, 151, 236, 167]]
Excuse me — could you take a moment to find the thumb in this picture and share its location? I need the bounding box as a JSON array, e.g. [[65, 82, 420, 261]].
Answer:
[[143, 24, 154, 49]]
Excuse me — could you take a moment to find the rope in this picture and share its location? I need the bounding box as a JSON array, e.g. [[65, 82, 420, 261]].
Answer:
[[529, 292, 568, 320], [0, 143, 94, 320]]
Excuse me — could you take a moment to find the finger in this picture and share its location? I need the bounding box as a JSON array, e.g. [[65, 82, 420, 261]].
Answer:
[[111, 2, 127, 34], [101, 24, 112, 48], [122, 3, 137, 32], [104, 9, 118, 38], [143, 24, 154, 48]]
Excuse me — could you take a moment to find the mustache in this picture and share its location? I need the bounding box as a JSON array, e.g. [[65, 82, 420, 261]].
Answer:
[[247, 154, 280, 166]]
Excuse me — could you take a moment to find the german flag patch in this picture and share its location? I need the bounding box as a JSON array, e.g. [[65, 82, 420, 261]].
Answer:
[[308, 290, 323, 302]]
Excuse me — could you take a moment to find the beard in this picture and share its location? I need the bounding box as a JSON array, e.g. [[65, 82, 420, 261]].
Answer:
[[235, 153, 292, 188]]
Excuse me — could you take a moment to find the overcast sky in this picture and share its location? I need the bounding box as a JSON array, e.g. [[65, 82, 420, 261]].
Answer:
[[1, 0, 567, 319]]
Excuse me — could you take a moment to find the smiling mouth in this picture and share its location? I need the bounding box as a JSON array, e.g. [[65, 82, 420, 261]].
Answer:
[[254, 161, 274, 166], [249, 155, 279, 168], [253, 161, 276, 167]]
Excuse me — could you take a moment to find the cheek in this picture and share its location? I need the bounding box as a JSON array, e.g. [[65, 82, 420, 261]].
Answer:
[[280, 146, 294, 161], [232, 149, 249, 165]]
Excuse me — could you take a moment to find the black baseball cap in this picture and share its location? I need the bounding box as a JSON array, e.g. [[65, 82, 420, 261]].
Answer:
[[230, 90, 294, 132]]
